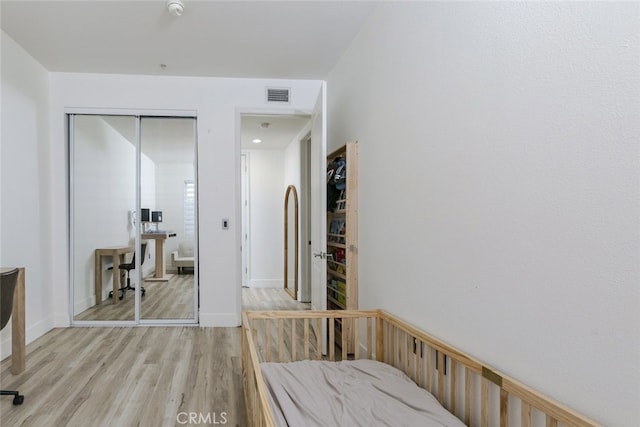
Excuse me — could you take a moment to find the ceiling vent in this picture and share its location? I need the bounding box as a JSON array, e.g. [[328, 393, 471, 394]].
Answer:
[[266, 87, 290, 104]]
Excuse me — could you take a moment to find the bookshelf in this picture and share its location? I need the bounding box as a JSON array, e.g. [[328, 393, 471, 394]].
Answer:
[[326, 141, 358, 352]]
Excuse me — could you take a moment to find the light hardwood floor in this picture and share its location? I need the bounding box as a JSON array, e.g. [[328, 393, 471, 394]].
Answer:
[[0, 288, 306, 427], [75, 274, 195, 321], [241, 287, 310, 311]]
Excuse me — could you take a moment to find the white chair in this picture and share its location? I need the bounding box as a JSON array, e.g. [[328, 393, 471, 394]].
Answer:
[[171, 241, 194, 273]]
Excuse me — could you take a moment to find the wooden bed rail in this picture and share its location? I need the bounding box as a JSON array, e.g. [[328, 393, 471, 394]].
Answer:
[[242, 310, 600, 427], [242, 312, 276, 427]]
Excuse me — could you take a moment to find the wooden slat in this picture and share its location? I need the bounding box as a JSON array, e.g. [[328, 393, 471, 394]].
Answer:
[[291, 318, 296, 361], [353, 317, 360, 359], [522, 402, 531, 427], [465, 368, 472, 425], [451, 358, 457, 415], [426, 345, 434, 393], [416, 340, 425, 388], [329, 318, 335, 361], [546, 416, 558, 427], [376, 316, 383, 362], [391, 322, 395, 365], [341, 318, 347, 360], [406, 332, 412, 377], [278, 319, 284, 361], [366, 317, 372, 359], [481, 378, 489, 427], [437, 350, 445, 405], [264, 318, 271, 362], [303, 318, 310, 359], [500, 388, 509, 427], [316, 318, 322, 360]]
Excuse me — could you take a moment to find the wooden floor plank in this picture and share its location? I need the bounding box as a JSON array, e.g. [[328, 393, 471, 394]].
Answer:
[[1, 288, 305, 427], [75, 274, 196, 321]]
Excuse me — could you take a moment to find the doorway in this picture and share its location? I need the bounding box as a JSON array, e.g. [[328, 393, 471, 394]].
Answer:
[[69, 112, 199, 325], [239, 113, 311, 305]]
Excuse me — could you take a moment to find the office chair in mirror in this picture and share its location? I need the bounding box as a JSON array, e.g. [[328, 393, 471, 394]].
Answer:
[[0, 268, 25, 405], [108, 243, 148, 300]]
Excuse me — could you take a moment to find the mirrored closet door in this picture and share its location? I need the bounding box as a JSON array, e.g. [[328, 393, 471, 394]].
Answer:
[[70, 113, 198, 324], [140, 117, 197, 320]]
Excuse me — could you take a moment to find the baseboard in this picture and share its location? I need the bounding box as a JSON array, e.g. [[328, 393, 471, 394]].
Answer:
[[199, 312, 241, 327], [0, 315, 55, 360], [74, 294, 95, 315]]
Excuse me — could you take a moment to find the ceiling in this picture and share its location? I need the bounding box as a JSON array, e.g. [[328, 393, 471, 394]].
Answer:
[[2, 1, 371, 152], [241, 114, 310, 150], [0, 0, 377, 79]]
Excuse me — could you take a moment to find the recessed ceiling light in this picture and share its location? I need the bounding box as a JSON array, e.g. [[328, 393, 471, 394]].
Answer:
[[252, 139, 262, 144]]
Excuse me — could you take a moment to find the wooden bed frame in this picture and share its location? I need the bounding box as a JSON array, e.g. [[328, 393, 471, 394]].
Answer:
[[242, 310, 599, 427]]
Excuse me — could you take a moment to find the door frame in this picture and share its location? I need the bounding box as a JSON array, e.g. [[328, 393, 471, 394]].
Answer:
[[235, 107, 320, 310], [300, 133, 312, 303], [240, 152, 251, 287]]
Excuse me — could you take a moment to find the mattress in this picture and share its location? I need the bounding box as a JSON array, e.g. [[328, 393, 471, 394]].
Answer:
[[260, 359, 466, 427]]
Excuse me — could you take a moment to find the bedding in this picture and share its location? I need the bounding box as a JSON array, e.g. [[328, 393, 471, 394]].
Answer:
[[260, 359, 466, 427]]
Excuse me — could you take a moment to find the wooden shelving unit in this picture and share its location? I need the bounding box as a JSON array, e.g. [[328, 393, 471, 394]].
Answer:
[[326, 141, 358, 352]]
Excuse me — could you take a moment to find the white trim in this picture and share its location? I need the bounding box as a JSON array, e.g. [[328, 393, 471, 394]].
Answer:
[[241, 152, 251, 288], [235, 106, 315, 315], [134, 116, 142, 322], [68, 111, 200, 327], [300, 133, 312, 303], [67, 114, 76, 325], [199, 312, 240, 327], [192, 117, 200, 324], [63, 107, 197, 117]]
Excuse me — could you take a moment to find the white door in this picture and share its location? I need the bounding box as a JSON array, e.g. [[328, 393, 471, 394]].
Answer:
[[241, 153, 249, 287], [299, 135, 312, 303], [310, 83, 327, 312]]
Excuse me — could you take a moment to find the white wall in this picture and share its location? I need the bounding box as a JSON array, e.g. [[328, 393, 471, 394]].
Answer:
[[327, 2, 639, 425], [72, 115, 143, 313], [0, 32, 53, 358], [48, 74, 323, 327], [154, 162, 194, 270], [246, 149, 284, 287]]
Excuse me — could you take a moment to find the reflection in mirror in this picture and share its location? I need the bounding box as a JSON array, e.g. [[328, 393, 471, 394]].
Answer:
[[72, 115, 137, 321], [71, 115, 198, 323], [140, 117, 196, 320], [284, 185, 299, 300]]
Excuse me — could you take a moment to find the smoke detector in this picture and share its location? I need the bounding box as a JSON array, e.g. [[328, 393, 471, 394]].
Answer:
[[167, 0, 185, 16]]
